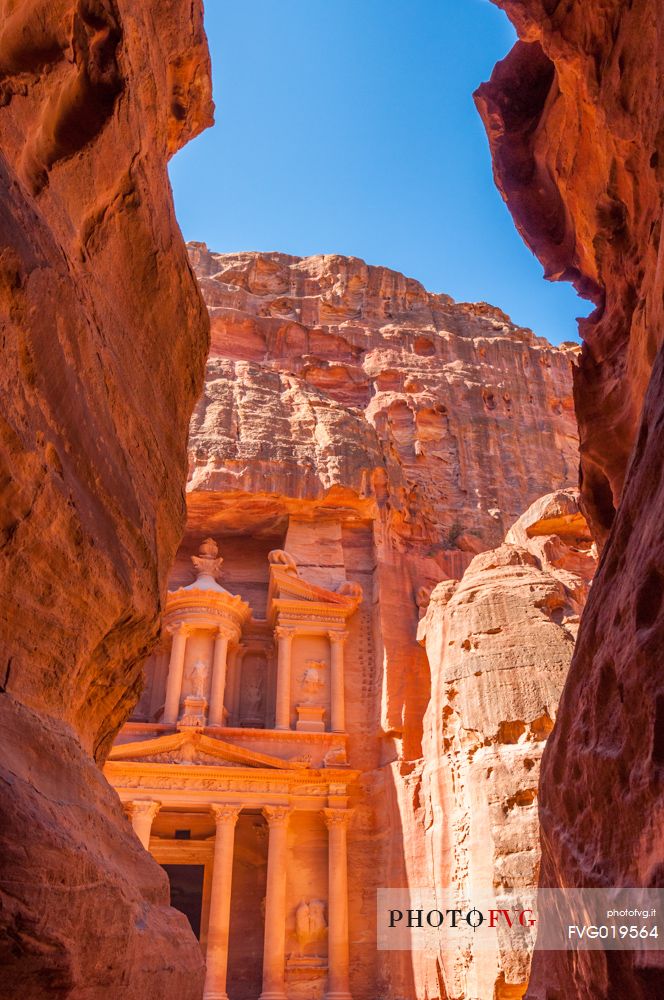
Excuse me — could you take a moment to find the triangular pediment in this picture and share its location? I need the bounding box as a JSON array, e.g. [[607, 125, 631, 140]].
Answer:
[[108, 730, 307, 770]]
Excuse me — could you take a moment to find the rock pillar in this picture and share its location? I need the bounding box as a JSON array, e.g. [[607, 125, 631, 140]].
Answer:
[[274, 627, 295, 730], [322, 808, 352, 1000], [126, 799, 160, 850], [163, 622, 189, 724], [208, 630, 230, 727], [328, 631, 348, 733], [204, 804, 242, 1000], [259, 805, 292, 1000]]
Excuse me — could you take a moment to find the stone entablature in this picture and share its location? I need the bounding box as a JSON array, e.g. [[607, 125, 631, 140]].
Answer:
[[108, 765, 355, 804], [106, 731, 356, 807]]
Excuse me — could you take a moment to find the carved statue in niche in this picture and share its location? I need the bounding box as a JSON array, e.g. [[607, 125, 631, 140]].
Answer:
[[190, 658, 208, 698], [294, 899, 327, 955], [300, 660, 325, 702], [247, 677, 263, 713], [241, 667, 264, 727]]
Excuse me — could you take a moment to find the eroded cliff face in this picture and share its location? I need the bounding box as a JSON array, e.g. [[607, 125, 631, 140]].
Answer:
[[0, 2, 212, 996], [185, 247, 583, 998], [476, 2, 664, 996], [417, 490, 595, 999], [188, 245, 579, 566]]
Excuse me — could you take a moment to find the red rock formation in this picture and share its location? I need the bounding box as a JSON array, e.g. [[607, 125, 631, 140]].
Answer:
[[183, 248, 585, 998], [0, 2, 212, 996], [188, 245, 579, 568], [417, 490, 595, 999], [475, 0, 664, 548], [477, 2, 664, 996]]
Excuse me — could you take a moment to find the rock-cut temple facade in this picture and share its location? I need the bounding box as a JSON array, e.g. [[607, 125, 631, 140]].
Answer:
[[105, 538, 362, 1000]]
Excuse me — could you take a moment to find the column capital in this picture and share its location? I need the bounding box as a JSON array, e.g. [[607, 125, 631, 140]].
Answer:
[[262, 805, 293, 827], [126, 799, 161, 822], [328, 630, 349, 645], [210, 803, 242, 827], [321, 807, 352, 830], [274, 625, 296, 641], [166, 620, 190, 637], [214, 624, 235, 640]]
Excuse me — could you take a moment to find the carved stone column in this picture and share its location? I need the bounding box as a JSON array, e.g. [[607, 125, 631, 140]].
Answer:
[[259, 805, 292, 1000], [274, 626, 295, 730], [208, 629, 230, 727], [204, 804, 242, 1000], [322, 808, 352, 1000], [126, 799, 160, 850], [163, 622, 189, 724], [328, 631, 349, 733]]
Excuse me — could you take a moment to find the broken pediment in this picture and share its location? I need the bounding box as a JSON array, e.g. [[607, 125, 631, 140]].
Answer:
[[266, 552, 362, 619], [108, 730, 308, 770]]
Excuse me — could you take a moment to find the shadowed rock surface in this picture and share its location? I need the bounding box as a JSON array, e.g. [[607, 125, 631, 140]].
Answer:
[[0, 2, 212, 996], [477, 2, 664, 995]]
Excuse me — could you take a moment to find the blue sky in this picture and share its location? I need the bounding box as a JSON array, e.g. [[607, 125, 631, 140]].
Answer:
[[170, 0, 588, 345]]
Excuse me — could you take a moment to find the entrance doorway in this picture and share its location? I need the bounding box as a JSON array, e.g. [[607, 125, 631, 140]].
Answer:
[[163, 863, 205, 939]]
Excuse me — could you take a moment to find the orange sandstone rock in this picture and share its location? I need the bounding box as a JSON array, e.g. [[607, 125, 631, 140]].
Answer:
[[188, 245, 579, 567], [477, 2, 664, 996], [0, 2, 212, 996], [417, 490, 595, 999]]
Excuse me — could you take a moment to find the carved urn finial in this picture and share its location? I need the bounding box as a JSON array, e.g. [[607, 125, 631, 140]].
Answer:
[[191, 537, 224, 584]]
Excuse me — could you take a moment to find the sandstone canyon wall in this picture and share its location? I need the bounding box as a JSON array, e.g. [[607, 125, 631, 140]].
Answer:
[[0, 3, 212, 997], [417, 490, 595, 999], [180, 246, 585, 998], [476, 1, 664, 996]]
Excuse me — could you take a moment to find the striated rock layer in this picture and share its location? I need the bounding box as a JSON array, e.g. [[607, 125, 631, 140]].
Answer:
[[417, 490, 595, 999], [477, 1, 664, 996], [0, 3, 212, 997], [185, 247, 583, 998], [188, 244, 579, 566]]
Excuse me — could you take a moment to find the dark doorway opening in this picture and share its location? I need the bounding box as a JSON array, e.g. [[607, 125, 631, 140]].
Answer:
[[162, 863, 204, 939]]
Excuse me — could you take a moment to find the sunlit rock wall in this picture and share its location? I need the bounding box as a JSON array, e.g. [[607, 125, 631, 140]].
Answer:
[[477, 1, 664, 995], [418, 490, 595, 999], [0, 3, 212, 996]]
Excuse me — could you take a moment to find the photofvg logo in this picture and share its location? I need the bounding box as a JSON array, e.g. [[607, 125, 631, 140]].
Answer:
[[377, 888, 664, 953], [377, 890, 537, 955], [387, 903, 535, 930]]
